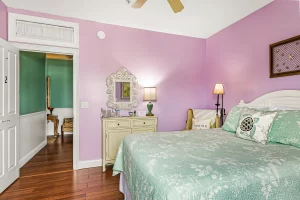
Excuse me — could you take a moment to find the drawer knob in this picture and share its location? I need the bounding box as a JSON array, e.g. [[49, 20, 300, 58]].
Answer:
[[144, 122, 146, 124], [118, 123, 120, 126]]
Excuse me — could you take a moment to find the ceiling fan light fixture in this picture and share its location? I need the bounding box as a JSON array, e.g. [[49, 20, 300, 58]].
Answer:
[[168, 0, 184, 13], [131, 0, 148, 8]]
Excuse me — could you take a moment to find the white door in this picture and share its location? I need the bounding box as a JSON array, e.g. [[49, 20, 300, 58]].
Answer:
[[0, 38, 19, 194]]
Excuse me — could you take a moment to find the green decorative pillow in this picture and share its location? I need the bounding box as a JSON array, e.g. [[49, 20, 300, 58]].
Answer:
[[236, 108, 277, 145], [269, 110, 300, 148], [222, 106, 244, 133]]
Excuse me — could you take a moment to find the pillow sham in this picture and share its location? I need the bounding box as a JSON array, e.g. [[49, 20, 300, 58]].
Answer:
[[268, 110, 300, 148], [222, 106, 244, 133], [236, 108, 277, 145], [223, 106, 270, 133], [192, 118, 211, 130]]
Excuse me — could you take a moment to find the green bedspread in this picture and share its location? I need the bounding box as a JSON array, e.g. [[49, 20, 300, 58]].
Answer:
[[113, 129, 300, 200]]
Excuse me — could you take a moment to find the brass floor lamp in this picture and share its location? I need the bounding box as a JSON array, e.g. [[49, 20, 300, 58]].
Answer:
[[213, 84, 225, 127]]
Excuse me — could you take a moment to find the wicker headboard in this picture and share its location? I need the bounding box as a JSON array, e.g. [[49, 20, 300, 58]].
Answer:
[[185, 109, 194, 130]]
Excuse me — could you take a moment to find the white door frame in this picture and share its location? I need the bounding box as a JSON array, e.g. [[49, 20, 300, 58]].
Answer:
[[13, 42, 80, 170]]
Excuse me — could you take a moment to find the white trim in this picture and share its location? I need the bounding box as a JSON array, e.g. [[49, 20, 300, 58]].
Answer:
[[13, 42, 80, 170], [8, 13, 79, 49], [19, 140, 47, 168], [77, 159, 103, 169], [20, 111, 46, 119], [238, 90, 300, 108]]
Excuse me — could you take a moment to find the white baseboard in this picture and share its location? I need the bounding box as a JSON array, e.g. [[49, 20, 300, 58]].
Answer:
[[77, 159, 102, 169], [19, 140, 47, 168]]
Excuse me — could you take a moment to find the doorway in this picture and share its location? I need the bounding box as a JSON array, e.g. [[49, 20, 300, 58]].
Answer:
[[19, 51, 74, 176], [13, 43, 80, 171]]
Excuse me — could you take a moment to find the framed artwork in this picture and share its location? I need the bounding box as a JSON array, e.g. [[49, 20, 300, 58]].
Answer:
[[270, 35, 300, 78], [121, 82, 130, 99]]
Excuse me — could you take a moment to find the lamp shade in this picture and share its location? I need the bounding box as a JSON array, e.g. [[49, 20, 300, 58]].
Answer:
[[213, 84, 224, 94], [143, 87, 157, 101]]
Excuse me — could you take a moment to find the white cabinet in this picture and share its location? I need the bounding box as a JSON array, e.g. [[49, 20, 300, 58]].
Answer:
[[102, 116, 158, 172]]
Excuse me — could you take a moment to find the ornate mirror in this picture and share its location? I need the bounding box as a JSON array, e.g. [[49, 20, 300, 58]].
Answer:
[[106, 67, 139, 110]]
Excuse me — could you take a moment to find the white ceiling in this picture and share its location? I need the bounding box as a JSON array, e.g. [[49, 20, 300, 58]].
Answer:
[[2, 0, 273, 38]]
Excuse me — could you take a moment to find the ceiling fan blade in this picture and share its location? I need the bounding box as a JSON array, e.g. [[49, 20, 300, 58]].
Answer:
[[131, 0, 147, 8], [168, 0, 184, 13]]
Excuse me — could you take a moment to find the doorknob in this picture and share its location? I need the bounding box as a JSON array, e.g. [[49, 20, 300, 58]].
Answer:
[[4, 76, 7, 84]]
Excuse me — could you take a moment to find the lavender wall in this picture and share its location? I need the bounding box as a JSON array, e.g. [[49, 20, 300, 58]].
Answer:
[[205, 0, 300, 111], [8, 8, 206, 161], [0, 0, 7, 40]]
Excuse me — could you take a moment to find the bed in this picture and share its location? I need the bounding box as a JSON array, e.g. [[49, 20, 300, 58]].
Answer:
[[113, 90, 300, 200]]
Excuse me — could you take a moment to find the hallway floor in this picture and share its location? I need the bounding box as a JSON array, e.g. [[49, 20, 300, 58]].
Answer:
[[0, 135, 123, 200]]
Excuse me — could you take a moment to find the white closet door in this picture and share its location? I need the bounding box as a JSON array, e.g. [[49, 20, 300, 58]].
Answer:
[[0, 38, 19, 194]]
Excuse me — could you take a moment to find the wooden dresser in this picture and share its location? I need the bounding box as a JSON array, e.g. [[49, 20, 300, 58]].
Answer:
[[102, 116, 158, 172]]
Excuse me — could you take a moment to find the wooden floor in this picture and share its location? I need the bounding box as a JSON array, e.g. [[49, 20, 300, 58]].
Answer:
[[0, 135, 123, 200]]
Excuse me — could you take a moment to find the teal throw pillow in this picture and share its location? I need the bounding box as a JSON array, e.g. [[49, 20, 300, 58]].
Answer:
[[269, 110, 300, 148]]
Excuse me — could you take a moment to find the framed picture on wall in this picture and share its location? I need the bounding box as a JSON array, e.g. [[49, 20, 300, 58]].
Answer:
[[270, 35, 300, 78], [121, 82, 130, 99]]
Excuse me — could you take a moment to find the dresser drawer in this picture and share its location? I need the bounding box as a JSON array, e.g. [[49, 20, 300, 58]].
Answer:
[[105, 120, 131, 129], [132, 128, 155, 134], [132, 119, 156, 127]]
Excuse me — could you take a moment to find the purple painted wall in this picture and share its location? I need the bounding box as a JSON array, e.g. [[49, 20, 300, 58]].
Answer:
[[0, 0, 7, 40], [7, 0, 298, 162], [8, 8, 206, 161], [205, 0, 300, 111]]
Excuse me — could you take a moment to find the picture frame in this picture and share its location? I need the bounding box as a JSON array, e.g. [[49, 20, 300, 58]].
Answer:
[[121, 82, 130, 99], [269, 35, 300, 78]]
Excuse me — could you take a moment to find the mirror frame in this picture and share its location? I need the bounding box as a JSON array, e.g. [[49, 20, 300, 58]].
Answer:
[[106, 67, 139, 110]]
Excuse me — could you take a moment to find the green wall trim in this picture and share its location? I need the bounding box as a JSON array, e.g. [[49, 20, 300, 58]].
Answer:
[[46, 59, 73, 108], [20, 51, 46, 115]]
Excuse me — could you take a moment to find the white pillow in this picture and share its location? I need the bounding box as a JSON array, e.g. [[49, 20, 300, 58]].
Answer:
[[269, 106, 300, 111], [192, 109, 219, 126], [236, 108, 278, 145], [192, 119, 211, 130]]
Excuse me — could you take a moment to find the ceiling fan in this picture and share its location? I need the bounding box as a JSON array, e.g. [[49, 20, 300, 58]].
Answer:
[[127, 0, 184, 13]]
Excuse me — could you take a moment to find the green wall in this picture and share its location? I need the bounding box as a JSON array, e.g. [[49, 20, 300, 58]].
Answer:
[[20, 52, 46, 115], [46, 59, 73, 108]]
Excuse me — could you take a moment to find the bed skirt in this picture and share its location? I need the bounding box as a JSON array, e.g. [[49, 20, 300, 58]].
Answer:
[[120, 173, 132, 200]]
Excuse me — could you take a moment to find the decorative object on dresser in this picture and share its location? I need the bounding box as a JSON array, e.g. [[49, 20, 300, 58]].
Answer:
[[106, 67, 139, 110], [102, 116, 158, 172], [143, 87, 157, 116], [213, 84, 225, 127], [270, 35, 300, 78]]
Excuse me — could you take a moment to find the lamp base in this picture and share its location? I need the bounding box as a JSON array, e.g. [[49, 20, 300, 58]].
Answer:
[[146, 102, 154, 116]]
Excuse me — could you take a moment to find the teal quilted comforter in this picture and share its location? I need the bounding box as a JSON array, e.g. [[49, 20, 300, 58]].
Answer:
[[113, 129, 300, 200]]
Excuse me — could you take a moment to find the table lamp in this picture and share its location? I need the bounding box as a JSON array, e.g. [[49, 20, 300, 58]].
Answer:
[[143, 87, 157, 116], [213, 84, 225, 126]]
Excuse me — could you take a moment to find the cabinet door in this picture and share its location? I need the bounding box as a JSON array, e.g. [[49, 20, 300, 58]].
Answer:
[[105, 129, 131, 161]]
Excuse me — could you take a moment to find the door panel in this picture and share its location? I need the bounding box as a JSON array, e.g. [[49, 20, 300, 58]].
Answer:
[[0, 46, 4, 117], [8, 127, 16, 171], [7, 51, 17, 115], [0, 38, 19, 194], [0, 129, 3, 177]]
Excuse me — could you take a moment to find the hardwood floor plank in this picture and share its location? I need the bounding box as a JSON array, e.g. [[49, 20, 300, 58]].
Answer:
[[0, 135, 123, 199]]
